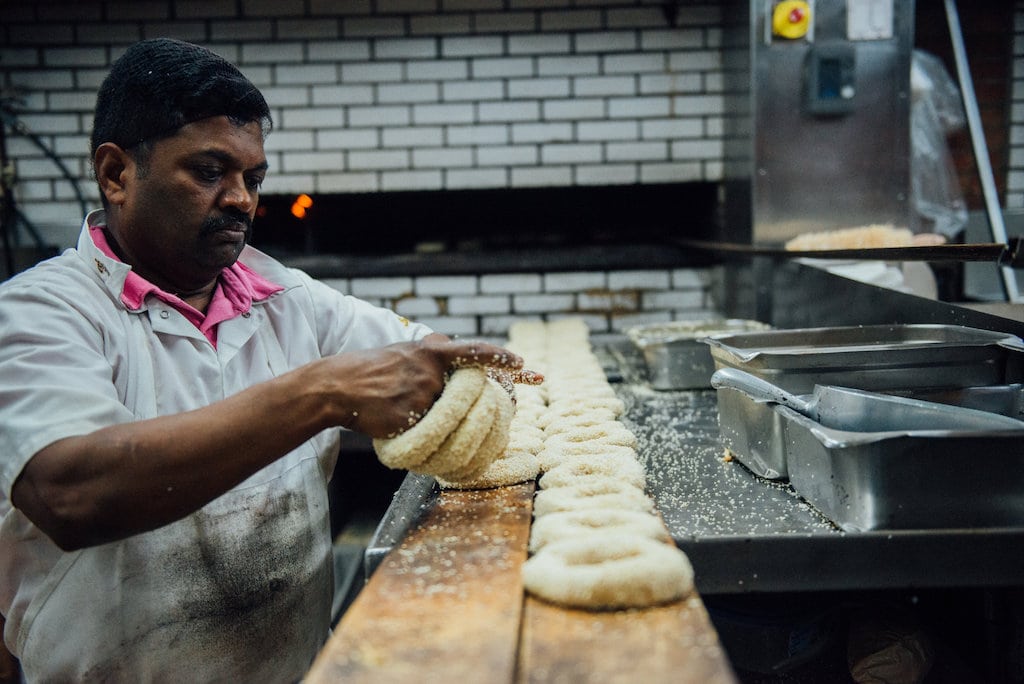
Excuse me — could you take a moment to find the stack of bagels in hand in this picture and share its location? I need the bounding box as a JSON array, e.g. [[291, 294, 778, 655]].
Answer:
[[373, 366, 517, 483]]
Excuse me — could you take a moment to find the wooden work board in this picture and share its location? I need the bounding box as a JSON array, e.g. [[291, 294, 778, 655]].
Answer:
[[305, 481, 737, 683]]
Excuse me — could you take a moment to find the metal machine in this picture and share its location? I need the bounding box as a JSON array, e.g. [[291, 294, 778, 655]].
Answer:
[[722, 0, 915, 244]]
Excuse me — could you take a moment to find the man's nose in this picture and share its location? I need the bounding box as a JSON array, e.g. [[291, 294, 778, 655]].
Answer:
[[221, 174, 255, 212]]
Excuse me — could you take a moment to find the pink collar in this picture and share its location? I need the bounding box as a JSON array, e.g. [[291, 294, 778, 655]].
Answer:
[[90, 225, 283, 347]]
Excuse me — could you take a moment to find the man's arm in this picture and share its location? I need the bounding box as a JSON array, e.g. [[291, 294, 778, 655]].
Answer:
[[11, 336, 522, 551]]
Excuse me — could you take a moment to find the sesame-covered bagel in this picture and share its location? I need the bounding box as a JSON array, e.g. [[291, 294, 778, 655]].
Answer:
[[527, 509, 670, 553], [427, 377, 506, 479], [539, 453, 647, 491], [373, 367, 488, 472], [521, 534, 694, 610], [436, 449, 540, 491], [433, 379, 514, 481], [532, 479, 654, 517], [373, 367, 522, 482]]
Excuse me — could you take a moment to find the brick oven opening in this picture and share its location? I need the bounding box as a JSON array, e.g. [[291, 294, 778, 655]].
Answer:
[[251, 182, 719, 264]]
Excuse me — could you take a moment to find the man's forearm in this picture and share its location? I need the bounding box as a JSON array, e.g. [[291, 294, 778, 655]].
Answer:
[[11, 361, 336, 550], [10, 336, 525, 551]]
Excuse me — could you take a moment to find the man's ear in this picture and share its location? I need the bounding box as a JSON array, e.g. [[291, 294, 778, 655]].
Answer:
[[94, 143, 132, 207]]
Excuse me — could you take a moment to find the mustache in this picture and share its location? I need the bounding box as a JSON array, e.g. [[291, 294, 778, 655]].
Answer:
[[200, 212, 253, 236]]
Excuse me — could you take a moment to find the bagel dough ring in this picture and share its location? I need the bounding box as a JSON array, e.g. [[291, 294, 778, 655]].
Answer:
[[373, 368, 487, 470], [547, 383, 617, 399], [527, 509, 670, 553], [432, 381, 514, 481], [543, 412, 620, 435], [421, 377, 504, 477], [537, 399, 625, 427], [536, 444, 639, 473], [507, 430, 545, 456], [533, 479, 653, 517], [522, 534, 694, 609], [437, 450, 540, 490], [542, 424, 637, 449], [539, 454, 647, 490]]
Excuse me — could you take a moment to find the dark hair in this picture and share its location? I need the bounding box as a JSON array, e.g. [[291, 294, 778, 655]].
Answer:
[[90, 38, 273, 160]]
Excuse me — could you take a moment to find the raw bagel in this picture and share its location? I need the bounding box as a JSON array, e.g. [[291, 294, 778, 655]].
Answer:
[[527, 509, 670, 553], [424, 377, 505, 478], [543, 424, 637, 448], [532, 479, 653, 517], [373, 367, 487, 470], [507, 430, 545, 455], [547, 380, 617, 398], [539, 454, 647, 490], [522, 534, 694, 609], [543, 411, 620, 435], [434, 385, 516, 481], [537, 398, 625, 426], [437, 450, 540, 490], [536, 444, 639, 473]]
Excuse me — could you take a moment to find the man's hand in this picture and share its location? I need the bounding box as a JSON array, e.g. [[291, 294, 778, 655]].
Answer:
[[319, 335, 539, 439]]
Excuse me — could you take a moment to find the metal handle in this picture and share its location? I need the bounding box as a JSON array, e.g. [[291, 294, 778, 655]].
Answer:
[[710, 367, 816, 419]]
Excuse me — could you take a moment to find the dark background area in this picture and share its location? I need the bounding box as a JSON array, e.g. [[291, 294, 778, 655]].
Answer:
[[251, 181, 719, 258]]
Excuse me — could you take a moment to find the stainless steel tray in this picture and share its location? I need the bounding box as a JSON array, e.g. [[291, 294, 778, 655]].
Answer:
[[893, 384, 1024, 420], [628, 318, 769, 390], [780, 405, 1024, 532], [716, 386, 790, 479], [705, 324, 1024, 394], [715, 376, 1024, 482]]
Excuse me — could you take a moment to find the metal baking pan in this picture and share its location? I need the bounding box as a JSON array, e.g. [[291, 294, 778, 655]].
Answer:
[[712, 367, 1024, 481], [627, 318, 769, 390], [715, 385, 790, 479], [780, 405, 1024, 532], [888, 384, 1024, 420], [705, 324, 1024, 394]]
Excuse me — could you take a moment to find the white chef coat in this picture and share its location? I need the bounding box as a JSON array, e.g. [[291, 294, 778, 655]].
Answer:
[[0, 212, 433, 682]]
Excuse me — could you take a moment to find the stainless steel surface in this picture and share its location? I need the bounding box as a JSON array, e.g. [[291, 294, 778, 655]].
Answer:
[[713, 379, 1024, 482], [675, 235, 1024, 266], [363, 472, 438, 579], [783, 403, 1024, 532], [722, 0, 914, 244], [709, 365, 1024, 480], [705, 323, 1024, 394], [610, 339, 1024, 594], [627, 318, 769, 390], [906, 383, 1024, 419], [710, 366, 1024, 432], [714, 384, 789, 479]]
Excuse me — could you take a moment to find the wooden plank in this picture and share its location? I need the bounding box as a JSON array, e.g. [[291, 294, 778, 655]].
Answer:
[[305, 482, 535, 684], [516, 593, 738, 684]]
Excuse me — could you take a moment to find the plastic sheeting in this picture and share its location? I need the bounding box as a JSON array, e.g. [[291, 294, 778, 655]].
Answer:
[[911, 50, 968, 238]]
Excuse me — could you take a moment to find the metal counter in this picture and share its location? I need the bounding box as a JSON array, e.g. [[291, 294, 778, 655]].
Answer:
[[605, 339, 1024, 595]]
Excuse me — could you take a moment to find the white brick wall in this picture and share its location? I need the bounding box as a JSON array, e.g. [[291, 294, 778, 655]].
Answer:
[[7, 2, 1019, 334], [342, 265, 716, 339], [1008, 2, 1024, 208], [1, 0, 728, 247]]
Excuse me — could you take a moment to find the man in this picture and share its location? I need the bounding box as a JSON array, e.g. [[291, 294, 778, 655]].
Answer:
[[0, 38, 530, 682]]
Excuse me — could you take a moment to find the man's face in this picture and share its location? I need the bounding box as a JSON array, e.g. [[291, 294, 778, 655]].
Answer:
[[110, 116, 268, 293]]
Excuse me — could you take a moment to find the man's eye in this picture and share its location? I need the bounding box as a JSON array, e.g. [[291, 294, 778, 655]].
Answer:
[[194, 166, 222, 182], [246, 176, 264, 191]]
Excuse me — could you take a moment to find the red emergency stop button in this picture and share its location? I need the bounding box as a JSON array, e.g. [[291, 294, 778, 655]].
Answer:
[[772, 0, 811, 39]]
